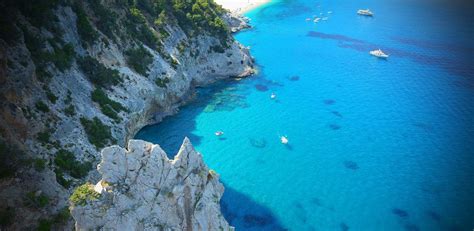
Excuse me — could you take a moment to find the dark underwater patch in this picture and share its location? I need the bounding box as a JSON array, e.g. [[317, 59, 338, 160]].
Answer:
[[324, 99, 336, 105], [404, 224, 420, 231], [307, 31, 364, 43], [392, 208, 409, 218], [329, 124, 341, 130], [340, 222, 350, 231], [331, 111, 343, 117], [243, 214, 273, 227], [289, 75, 300, 81], [255, 84, 269, 92], [311, 197, 323, 207], [426, 211, 441, 221], [343, 161, 359, 170], [249, 138, 267, 148]]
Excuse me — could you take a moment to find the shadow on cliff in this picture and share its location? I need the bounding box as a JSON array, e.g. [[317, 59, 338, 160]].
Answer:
[[221, 185, 287, 231], [135, 79, 253, 157]]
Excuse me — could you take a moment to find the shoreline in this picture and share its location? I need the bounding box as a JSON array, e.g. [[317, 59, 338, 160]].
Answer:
[[215, 0, 271, 14]]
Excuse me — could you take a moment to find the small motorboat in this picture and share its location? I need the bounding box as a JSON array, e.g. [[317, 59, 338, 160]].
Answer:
[[215, 131, 224, 136], [370, 49, 389, 58], [357, 9, 374, 16], [280, 136, 289, 144], [306, 18, 311, 21], [313, 17, 321, 23], [270, 92, 276, 99]]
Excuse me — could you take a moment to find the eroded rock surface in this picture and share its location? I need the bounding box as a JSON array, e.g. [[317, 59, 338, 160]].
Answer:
[[70, 138, 232, 231]]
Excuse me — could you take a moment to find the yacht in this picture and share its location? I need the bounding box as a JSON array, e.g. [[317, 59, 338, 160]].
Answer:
[[280, 136, 289, 144], [270, 92, 276, 99], [314, 17, 321, 23], [370, 49, 389, 58], [357, 9, 374, 16], [215, 131, 224, 136]]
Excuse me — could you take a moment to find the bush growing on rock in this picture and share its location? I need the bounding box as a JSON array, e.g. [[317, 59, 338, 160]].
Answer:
[[91, 88, 127, 122], [78, 56, 122, 87], [54, 149, 92, 179], [69, 183, 100, 206], [35, 101, 49, 112], [80, 117, 116, 149], [125, 46, 153, 76], [155, 77, 170, 88]]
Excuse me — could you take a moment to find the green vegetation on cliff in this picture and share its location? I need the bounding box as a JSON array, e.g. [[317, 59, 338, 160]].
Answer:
[[80, 117, 116, 149], [125, 46, 153, 76], [70, 183, 100, 206]]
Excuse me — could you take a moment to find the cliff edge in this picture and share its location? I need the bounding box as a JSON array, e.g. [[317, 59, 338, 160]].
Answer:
[[70, 138, 231, 231]]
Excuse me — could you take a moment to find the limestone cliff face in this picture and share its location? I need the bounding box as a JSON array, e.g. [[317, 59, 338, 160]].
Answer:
[[71, 138, 231, 231], [0, 0, 252, 229]]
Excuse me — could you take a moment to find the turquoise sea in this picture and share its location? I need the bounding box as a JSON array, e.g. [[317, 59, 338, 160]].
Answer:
[[136, 0, 474, 230]]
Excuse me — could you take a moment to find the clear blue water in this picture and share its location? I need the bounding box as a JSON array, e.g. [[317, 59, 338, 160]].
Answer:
[[136, 0, 474, 230]]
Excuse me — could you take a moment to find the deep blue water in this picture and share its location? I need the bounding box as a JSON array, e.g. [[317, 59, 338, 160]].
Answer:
[[136, 0, 474, 230]]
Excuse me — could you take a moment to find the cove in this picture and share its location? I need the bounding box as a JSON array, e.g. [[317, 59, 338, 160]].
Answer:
[[136, 0, 474, 230]]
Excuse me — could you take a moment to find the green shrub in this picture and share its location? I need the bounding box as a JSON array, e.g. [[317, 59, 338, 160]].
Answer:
[[35, 101, 49, 112], [45, 88, 58, 104], [37, 219, 52, 231], [64, 105, 76, 117], [73, 2, 98, 45], [37, 131, 50, 144], [155, 77, 170, 88], [34, 158, 47, 171], [125, 46, 153, 76], [49, 43, 75, 72], [87, 0, 117, 40], [70, 183, 100, 206], [0, 207, 15, 228], [78, 56, 122, 87], [0, 141, 20, 179], [91, 88, 127, 122], [52, 207, 70, 224], [80, 117, 116, 149], [25, 191, 49, 208], [54, 149, 91, 179], [170, 58, 179, 69], [54, 169, 72, 188]]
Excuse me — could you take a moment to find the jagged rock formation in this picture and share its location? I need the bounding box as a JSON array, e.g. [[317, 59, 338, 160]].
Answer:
[[0, 0, 252, 229], [70, 138, 232, 231]]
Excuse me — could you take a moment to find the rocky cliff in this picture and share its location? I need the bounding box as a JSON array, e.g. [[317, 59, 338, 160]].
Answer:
[[0, 0, 252, 229], [70, 138, 232, 231]]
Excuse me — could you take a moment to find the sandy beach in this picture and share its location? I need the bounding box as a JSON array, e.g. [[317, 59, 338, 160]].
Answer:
[[215, 0, 271, 13]]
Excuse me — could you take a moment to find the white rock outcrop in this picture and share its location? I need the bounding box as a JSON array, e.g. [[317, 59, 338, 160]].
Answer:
[[70, 138, 232, 231]]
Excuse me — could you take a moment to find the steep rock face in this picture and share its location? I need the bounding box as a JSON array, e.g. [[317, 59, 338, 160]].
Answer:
[[70, 138, 232, 231], [0, 1, 252, 229]]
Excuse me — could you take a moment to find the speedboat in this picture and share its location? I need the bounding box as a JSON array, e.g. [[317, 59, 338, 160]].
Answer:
[[370, 49, 389, 58], [270, 92, 276, 99], [280, 136, 289, 144], [313, 17, 321, 23], [357, 9, 374, 16], [215, 131, 224, 136]]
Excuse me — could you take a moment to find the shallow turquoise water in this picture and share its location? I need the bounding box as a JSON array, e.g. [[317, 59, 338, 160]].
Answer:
[[136, 0, 474, 230]]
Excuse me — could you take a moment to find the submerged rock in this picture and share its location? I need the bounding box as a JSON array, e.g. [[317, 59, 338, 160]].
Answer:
[[70, 138, 232, 231]]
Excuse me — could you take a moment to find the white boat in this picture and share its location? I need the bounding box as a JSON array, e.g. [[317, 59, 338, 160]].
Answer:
[[306, 18, 311, 21], [357, 9, 374, 16], [313, 17, 321, 23], [370, 49, 389, 58], [215, 131, 224, 136], [270, 93, 276, 99], [280, 136, 289, 144]]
